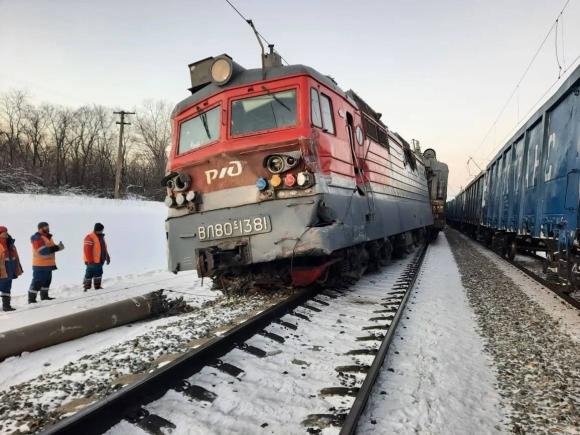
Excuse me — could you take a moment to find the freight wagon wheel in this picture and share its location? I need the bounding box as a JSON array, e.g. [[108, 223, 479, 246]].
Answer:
[[507, 240, 517, 261]]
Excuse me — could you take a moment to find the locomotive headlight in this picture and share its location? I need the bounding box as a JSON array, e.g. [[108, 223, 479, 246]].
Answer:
[[211, 57, 234, 85], [284, 173, 296, 187], [173, 172, 191, 192], [256, 177, 268, 191], [266, 155, 285, 174], [164, 195, 175, 208], [175, 193, 186, 206], [270, 174, 282, 188], [297, 172, 311, 186], [186, 190, 196, 202]]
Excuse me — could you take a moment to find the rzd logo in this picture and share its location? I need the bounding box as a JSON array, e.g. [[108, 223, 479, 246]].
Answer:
[[205, 161, 242, 185]]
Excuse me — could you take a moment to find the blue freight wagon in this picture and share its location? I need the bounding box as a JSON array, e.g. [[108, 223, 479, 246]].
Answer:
[[447, 64, 580, 291]]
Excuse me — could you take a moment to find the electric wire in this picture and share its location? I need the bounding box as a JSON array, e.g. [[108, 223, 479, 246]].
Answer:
[[472, 0, 571, 160], [223, 0, 290, 65], [484, 53, 580, 163]]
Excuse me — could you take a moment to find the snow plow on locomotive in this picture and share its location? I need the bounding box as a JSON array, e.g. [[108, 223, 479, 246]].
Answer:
[[447, 64, 580, 293], [164, 52, 445, 291]]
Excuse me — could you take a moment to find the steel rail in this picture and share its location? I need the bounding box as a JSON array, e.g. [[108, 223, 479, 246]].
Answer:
[[453, 227, 580, 310], [507, 256, 580, 310], [339, 244, 428, 435], [41, 285, 319, 435]]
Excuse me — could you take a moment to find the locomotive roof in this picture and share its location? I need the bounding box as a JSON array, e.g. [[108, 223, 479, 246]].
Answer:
[[173, 64, 352, 118]]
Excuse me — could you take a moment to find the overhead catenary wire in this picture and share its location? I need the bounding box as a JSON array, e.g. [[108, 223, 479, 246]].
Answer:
[[472, 0, 572, 161], [483, 53, 580, 163], [223, 0, 290, 66]]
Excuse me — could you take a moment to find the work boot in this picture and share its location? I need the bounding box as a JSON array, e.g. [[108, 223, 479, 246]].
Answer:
[[40, 289, 55, 301], [28, 291, 37, 304], [2, 296, 15, 312], [83, 278, 92, 292], [94, 278, 102, 290]]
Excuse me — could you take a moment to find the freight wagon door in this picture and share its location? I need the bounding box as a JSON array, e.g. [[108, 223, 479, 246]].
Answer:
[[509, 137, 525, 231], [542, 90, 578, 237], [500, 149, 511, 229]]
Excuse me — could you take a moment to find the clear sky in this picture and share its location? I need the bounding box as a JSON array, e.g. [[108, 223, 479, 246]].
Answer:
[[1, 0, 579, 196]]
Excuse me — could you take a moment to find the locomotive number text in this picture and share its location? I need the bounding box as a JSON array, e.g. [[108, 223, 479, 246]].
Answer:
[[197, 216, 271, 241]]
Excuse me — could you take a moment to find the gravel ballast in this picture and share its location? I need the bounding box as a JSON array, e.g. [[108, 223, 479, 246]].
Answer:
[[0, 291, 290, 434], [446, 228, 580, 434]]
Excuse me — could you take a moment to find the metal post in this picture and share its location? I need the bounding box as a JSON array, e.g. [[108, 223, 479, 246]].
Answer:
[[113, 110, 135, 199]]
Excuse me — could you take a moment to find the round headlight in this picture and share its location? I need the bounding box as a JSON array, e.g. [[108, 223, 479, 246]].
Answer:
[[173, 173, 191, 192], [266, 155, 285, 174], [164, 195, 175, 208], [256, 177, 268, 191], [297, 172, 311, 186], [186, 190, 196, 202], [175, 193, 186, 206], [211, 58, 233, 85]]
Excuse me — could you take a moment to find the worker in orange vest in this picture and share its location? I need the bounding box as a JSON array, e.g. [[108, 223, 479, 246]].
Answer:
[[0, 226, 23, 311], [83, 223, 110, 290], [30, 222, 64, 303]]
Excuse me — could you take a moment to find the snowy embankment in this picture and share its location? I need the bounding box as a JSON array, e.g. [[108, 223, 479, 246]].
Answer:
[[0, 192, 168, 295]]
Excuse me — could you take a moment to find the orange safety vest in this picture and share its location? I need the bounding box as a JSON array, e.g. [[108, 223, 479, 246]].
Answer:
[[0, 243, 23, 279], [32, 234, 57, 268], [0, 244, 7, 279], [83, 232, 102, 264]]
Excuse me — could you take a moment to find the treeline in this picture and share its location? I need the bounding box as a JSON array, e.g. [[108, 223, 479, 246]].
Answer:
[[0, 90, 172, 200]]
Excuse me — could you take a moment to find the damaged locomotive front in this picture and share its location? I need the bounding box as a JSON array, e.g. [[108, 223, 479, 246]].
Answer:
[[164, 53, 437, 291]]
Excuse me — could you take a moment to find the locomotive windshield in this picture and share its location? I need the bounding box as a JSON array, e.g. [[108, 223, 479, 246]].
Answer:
[[178, 105, 221, 154], [231, 89, 297, 136]]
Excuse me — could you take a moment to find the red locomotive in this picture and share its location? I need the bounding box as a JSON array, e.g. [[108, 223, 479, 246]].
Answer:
[[164, 51, 439, 292]]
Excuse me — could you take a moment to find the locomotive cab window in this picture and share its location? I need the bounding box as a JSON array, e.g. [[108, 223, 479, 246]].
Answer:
[[231, 89, 297, 136], [178, 105, 221, 154], [320, 94, 335, 134], [310, 88, 322, 128]]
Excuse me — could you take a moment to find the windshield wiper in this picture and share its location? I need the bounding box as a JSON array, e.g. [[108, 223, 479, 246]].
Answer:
[[200, 112, 211, 139], [261, 86, 291, 112]]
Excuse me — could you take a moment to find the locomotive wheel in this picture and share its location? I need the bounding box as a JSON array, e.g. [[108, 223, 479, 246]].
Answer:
[[366, 241, 381, 272], [378, 240, 393, 266], [343, 246, 369, 281]]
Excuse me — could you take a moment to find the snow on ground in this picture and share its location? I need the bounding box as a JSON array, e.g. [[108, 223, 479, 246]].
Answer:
[[106, 255, 418, 435], [359, 233, 506, 434], [0, 285, 290, 433], [0, 193, 167, 295], [0, 270, 216, 389], [0, 270, 209, 332]]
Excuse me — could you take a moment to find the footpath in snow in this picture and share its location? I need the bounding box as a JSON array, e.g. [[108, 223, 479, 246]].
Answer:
[[446, 229, 580, 434], [359, 232, 505, 434]]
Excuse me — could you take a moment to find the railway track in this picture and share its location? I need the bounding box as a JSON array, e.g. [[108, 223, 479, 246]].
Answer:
[[508, 255, 580, 310], [42, 245, 427, 435], [455, 229, 580, 310]]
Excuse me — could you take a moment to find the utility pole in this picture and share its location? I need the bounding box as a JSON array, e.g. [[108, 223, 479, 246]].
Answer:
[[113, 110, 135, 199]]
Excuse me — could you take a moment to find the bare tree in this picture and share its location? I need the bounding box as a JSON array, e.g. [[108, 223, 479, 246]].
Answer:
[[0, 90, 171, 199], [133, 100, 172, 180], [0, 90, 28, 165]]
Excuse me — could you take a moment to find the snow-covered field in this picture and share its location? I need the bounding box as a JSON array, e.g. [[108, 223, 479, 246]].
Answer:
[[0, 193, 168, 295]]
